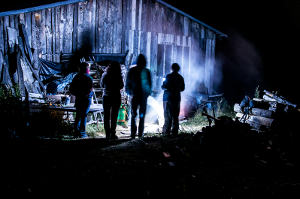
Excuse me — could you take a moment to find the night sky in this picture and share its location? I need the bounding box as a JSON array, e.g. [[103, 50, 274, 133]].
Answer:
[[166, 0, 300, 103], [2, 0, 300, 103]]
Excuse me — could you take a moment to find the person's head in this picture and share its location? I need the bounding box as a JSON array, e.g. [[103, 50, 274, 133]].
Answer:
[[136, 54, 146, 68], [244, 90, 252, 99], [171, 63, 180, 72], [79, 62, 90, 74], [244, 95, 252, 102], [107, 61, 121, 75]]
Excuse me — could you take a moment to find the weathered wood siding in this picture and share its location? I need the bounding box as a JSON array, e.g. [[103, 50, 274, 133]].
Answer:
[[0, 0, 217, 93]]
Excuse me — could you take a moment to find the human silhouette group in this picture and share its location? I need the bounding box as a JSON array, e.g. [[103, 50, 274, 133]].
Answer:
[[70, 54, 185, 139]]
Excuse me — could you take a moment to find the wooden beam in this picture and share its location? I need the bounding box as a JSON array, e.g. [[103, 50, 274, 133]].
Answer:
[[72, 3, 78, 52], [45, 8, 53, 61], [18, 36, 46, 94], [19, 23, 34, 64]]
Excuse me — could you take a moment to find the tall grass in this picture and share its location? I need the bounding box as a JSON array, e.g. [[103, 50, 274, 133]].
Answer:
[[86, 123, 105, 138]]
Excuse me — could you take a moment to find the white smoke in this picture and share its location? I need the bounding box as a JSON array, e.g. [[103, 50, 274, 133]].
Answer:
[[146, 94, 164, 127], [180, 56, 223, 117], [145, 41, 224, 123]]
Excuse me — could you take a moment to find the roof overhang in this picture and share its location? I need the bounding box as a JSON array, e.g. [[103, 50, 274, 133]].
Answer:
[[0, 0, 227, 38]]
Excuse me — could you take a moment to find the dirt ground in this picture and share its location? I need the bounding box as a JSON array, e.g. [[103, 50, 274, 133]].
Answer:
[[3, 127, 300, 198]]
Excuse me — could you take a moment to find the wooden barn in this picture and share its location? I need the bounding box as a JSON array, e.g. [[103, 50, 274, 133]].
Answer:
[[0, 0, 226, 100]]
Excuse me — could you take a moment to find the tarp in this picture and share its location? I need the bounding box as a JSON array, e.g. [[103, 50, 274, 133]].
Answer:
[[46, 72, 77, 94], [39, 58, 67, 82], [39, 59, 76, 94]]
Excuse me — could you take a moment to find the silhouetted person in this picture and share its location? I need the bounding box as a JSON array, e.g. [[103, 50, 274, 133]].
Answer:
[[240, 95, 254, 122], [162, 63, 185, 136], [101, 61, 124, 140], [69, 62, 93, 138], [125, 54, 152, 139]]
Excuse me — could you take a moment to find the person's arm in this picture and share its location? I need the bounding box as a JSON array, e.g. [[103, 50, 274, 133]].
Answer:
[[125, 70, 132, 95], [88, 76, 93, 91], [240, 98, 246, 112], [69, 75, 78, 96], [161, 75, 169, 90], [249, 100, 254, 108], [148, 70, 152, 91], [119, 75, 124, 90], [180, 76, 185, 92], [85, 76, 93, 97]]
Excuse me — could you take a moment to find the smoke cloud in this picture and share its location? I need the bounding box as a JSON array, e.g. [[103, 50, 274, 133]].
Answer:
[[219, 31, 263, 102], [142, 31, 264, 126], [146, 49, 224, 122]]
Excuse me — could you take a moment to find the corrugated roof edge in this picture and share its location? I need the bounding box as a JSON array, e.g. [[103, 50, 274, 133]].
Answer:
[[0, 0, 227, 38]]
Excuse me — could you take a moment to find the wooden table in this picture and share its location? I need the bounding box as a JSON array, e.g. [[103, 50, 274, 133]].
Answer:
[[30, 103, 104, 124]]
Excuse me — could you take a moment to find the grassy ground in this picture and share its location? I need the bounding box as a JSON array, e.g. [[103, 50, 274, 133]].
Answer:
[[86, 98, 236, 137]]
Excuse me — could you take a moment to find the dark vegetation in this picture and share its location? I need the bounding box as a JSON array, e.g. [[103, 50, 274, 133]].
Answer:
[[0, 85, 74, 140]]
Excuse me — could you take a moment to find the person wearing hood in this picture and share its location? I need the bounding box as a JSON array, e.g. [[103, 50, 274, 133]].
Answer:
[[125, 54, 152, 139]]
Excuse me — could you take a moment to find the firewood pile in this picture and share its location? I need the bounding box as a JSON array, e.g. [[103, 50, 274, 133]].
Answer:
[[234, 90, 298, 130]]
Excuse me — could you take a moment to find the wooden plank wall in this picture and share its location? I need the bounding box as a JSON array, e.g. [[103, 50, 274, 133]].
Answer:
[[0, 0, 217, 92]]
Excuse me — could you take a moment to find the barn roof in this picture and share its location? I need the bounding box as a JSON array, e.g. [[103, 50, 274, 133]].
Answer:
[[0, 0, 227, 38]]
